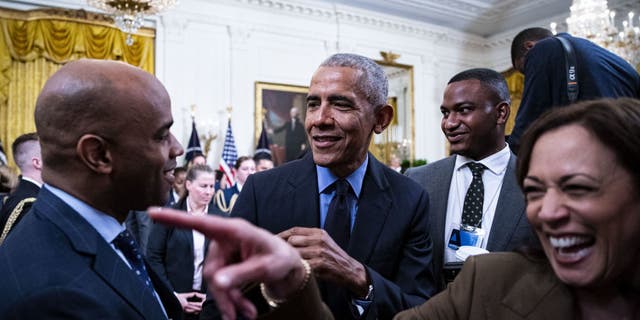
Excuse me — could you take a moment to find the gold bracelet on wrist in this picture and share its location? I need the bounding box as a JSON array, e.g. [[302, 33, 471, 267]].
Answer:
[[260, 258, 311, 308]]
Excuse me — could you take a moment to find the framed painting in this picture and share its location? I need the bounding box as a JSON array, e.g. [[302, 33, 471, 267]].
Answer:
[[255, 82, 309, 166], [371, 60, 415, 165]]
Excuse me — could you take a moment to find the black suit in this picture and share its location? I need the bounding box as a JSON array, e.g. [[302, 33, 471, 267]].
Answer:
[[0, 178, 40, 238], [147, 197, 224, 293], [232, 152, 437, 319], [0, 187, 182, 319]]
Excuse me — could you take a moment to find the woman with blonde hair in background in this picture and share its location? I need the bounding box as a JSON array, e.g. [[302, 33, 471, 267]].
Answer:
[[147, 164, 224, 319]]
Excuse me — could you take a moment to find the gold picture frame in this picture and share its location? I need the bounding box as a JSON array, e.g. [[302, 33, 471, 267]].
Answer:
[[372, 60, 415, 165]]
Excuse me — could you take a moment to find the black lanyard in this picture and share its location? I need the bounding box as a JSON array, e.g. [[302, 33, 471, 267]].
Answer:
[[555, 35, 579, 103]]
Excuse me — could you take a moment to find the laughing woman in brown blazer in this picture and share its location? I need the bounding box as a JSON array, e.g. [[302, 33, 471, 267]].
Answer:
[[397, 98, 640, 319]]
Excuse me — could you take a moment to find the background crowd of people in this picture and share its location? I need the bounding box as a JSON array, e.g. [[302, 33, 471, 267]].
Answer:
[[0, 26, 638, 320]]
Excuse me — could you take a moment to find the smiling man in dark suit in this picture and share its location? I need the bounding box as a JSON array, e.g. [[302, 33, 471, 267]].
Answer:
[[0, 59, 184, 319], [405, 68, 536, 291], [231, 53, 436, 319]]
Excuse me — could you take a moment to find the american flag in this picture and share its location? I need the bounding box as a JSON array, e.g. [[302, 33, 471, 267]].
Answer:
[[254, 121, 271, 159], [219, 120, 237, 186], [185, 119, 203, 163]]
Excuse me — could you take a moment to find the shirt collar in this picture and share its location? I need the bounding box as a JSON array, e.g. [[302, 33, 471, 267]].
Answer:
[[454, 144, 511, 175], [316, 154, 368, 199], [44, 184, 125, 243], [21, 176, 42, 188], [185, 196, 208, 215]]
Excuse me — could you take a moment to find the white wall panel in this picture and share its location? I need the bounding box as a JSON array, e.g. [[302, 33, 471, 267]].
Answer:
[[4, 0, 557, 165]]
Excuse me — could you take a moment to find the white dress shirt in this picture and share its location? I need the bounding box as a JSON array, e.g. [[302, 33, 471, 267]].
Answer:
[[186, 198, 206, 291], [443, 145, 511, 264]]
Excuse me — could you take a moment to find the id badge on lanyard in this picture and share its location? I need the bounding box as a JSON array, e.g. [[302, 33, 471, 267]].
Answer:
[[447, 223, 485, 250]]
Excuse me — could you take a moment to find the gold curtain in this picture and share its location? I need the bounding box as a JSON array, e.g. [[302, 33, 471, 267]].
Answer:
[[501, 68, 524, 135], [0, 7, 155, 169]]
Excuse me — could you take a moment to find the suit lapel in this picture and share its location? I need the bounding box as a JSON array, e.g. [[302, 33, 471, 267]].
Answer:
[[499, 263, 574, 318], [180, 227, 195, 264], [286, 154, 320, 228], [487, 153, 525, 251], [349, 155, 392, 263], [147, 259, 183, 319], [35, 188, 170, 319], [429, 157, 456, 259], [93, 239, 169, 319]]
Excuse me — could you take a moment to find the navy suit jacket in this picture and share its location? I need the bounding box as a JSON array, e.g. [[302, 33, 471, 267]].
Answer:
[[147, 196, 225, 293], [509, 33, 640, 152], [232, 152, 437, 319], [0, 187, 183, 319], [405, 153, 537, 291]]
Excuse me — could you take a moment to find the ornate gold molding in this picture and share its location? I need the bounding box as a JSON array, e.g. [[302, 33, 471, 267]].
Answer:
[[380, 51, 400, 64]]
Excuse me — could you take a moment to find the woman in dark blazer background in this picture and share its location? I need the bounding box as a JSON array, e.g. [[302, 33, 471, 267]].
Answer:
[[147, 164, 224, 319]]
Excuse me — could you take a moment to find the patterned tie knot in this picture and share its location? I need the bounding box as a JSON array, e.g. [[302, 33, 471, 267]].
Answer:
[[113, 230, 140, 256], [467, 162, 486, 177], [334, 179, 350, 197]]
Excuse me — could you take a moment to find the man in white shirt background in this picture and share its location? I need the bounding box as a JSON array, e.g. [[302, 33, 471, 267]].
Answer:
[[406, 68, 536, 291]]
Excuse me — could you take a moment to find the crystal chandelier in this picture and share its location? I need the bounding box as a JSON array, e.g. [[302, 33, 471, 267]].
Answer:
[[555, 0, 640, 69], [88, 0, 177, 45]]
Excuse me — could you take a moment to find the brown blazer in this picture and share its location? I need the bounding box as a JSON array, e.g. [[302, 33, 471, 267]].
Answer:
[[394, 252, 574, 320], [270, 253, 574, 320]]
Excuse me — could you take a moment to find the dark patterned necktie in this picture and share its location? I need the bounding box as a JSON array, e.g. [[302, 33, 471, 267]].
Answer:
[[324, 179, 351, 250], [461, 162, 486, 228], [112, 229, 156, 295]]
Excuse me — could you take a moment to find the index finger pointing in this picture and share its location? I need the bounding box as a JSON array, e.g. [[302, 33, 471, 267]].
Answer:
[[147, 207, 246, 242]]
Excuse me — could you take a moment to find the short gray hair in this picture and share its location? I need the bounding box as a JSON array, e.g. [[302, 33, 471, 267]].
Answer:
[[320, 53, 388, 110]]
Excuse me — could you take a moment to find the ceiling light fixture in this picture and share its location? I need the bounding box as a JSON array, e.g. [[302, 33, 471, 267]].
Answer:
[[553, 0, 639, 68], [88, 0, 177, 45]]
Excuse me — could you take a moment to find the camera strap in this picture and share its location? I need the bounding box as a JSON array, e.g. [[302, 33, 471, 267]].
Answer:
[[555, 35, 579, 103]]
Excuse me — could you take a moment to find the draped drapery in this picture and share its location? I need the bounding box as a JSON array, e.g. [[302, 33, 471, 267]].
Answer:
[[501, 68, 524, 136], [0, 7, 155, 169]]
